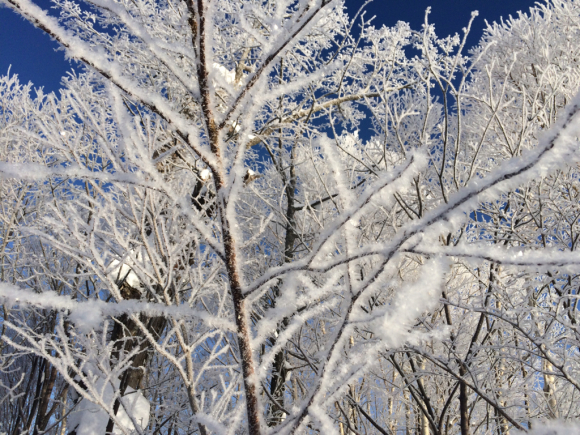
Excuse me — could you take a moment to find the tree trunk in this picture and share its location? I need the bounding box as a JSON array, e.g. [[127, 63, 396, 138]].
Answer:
[[543, 359, 558, 419], [459, 366, 470, 435]]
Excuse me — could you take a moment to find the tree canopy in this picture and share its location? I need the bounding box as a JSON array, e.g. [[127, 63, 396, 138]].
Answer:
[[1, 0, 580, 434]]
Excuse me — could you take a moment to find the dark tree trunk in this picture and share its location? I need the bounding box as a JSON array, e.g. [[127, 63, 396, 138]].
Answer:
[[459, 366, 470, 435]]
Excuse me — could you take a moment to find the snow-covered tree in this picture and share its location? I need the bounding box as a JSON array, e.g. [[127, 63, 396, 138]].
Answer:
[[1, 0, 580, 434]]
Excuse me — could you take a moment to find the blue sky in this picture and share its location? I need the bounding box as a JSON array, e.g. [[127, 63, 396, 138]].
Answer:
[[0, 0, 536, 94]]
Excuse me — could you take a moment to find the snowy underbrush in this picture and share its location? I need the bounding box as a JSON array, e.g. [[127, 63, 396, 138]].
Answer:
[[515, 421, 580, 435]]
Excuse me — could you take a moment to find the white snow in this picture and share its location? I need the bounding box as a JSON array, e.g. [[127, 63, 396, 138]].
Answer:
[[108, 255, 142, 289], [69, 378, 149, 435], [200, 168, 212, 181], [514, 421, 580, 435], [213, 62, 236, 85]]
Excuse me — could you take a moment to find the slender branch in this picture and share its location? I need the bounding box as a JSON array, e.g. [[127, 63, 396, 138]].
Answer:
[[218, 0, 338, 130]]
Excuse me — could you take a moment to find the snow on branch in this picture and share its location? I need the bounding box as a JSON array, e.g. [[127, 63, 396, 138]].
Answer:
[[0, 283, 235, 332]]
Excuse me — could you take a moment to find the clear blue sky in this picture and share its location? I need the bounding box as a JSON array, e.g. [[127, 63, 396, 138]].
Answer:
[[0, 0, 536, 94]]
